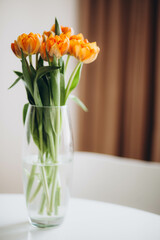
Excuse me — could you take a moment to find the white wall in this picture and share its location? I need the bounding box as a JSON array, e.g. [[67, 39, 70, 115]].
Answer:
[[0, 0, 80, 193]]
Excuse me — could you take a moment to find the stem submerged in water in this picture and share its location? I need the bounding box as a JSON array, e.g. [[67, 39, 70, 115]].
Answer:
[[38, 122, 50, 214], [26, 60, 62, 216], [26, 165, 36, 204]]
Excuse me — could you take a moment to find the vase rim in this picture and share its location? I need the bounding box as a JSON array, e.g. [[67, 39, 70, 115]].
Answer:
[[29, 104, 67, 109]]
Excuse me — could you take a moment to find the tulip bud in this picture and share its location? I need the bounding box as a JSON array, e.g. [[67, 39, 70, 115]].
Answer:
[[50, 24, 74, 38]]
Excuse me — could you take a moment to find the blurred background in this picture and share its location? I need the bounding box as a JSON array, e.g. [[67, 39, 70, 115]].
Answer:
[[0, 0, 160, 193], [78, 0, 160, 162]]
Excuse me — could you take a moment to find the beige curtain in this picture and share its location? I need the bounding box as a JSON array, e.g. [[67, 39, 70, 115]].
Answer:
[[77, 0, 160, 161]]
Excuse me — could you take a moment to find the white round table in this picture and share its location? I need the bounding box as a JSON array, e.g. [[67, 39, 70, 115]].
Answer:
[[0, 194, 160, 240]]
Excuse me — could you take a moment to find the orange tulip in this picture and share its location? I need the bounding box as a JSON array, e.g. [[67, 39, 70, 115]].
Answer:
[[70, 33, 84, 41], [43, 31, 54, 39], [39, 41, 53, 61], [11, 40, 26, 58], [50, 24, 74, 38], [69, 34, 88, 56], [68, 37, 100, 64], [46, 34, 70, 59], [17, 32, 42, 55]]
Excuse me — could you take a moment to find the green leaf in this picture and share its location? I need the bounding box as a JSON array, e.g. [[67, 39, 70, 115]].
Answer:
[[23, 103, 29, 125], [8, 76, 22, 89], [30, 64, 36, 79], [43, 109, 56, 138], [65, 62, 83, 101], [14, 71, 23, 78], [70, 94, 88, 112], [60, 73, 65, 105], [59, 58, 64, 74], [50, 69, 60, 106], [8, 71, 24, 89], [21, 50, 33, 96], [69, 63, 83, 92], [55, 18, 61, 36], [46, 74, 52, 98], [26, 88, 35, 105], [38, 56, 43, 69], [33, 66, 59, 106], [34, 81, 43, 106], [26, 106, 31, 144], [34, 65, 60, 83], [37, 77, 50, 106], [27, 117, 31, 144], [30, 107, 40, 149]]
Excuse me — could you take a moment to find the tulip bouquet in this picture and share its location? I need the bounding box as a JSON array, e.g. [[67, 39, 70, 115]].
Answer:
[[10, 18, 99, 223]]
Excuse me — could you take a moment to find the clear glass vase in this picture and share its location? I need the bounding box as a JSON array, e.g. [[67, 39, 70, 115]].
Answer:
[[22, 105, 73, 228]]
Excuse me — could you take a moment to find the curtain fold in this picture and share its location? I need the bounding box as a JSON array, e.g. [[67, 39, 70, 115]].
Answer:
[[151, 0, 160, 162], [77, 0, 160, 161]]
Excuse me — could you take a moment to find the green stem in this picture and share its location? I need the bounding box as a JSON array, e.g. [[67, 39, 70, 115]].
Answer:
[[36, 53, 38, 69], [40, 165, 50, 214], [37, 106, 61, 215], [38, 123, 50, 214], [29, 55, 32, 65], [29, 131, 56, 203], [56, 186, 61, 206], [55, 186, 61, 215], [40, 126, 61, 215], [49, 132, 55, 162], [26, 165, 36, 203], [39, 167, 54, 214], [29, 181, 42, 203], [39, 192, 46, 214], [50, 165, 58, 214], [65, 55, 70, 74], [49, 111, 60, 214]]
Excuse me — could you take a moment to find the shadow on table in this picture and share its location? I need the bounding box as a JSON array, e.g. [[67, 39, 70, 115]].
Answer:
[[0, 221, 66, 240]]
